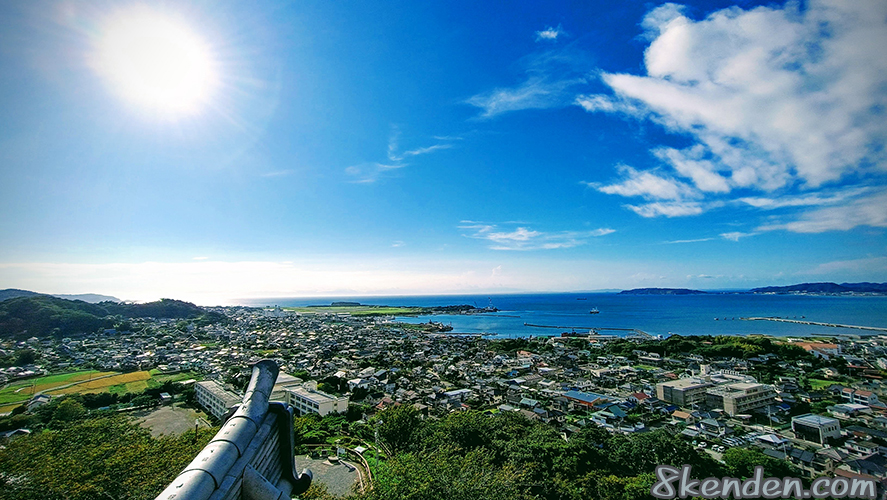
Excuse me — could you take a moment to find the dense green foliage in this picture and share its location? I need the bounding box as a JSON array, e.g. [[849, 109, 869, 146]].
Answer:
[[0, 296, 223, 339], [348, 405, 793, 500], [0, 415, 214, 500], [602, 334, 811, 360]]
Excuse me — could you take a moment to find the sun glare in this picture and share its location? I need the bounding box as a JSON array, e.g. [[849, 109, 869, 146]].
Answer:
[[92, 7, 219, 117]]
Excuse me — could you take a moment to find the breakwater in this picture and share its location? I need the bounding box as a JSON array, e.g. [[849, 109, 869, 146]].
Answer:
[[741, 317, 887, 333]]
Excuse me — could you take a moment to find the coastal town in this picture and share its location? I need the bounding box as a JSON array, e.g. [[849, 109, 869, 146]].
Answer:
[[4, 301, 887, 493]]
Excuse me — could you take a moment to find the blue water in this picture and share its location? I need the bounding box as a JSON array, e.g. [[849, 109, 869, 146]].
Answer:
[[240, 293, 887, 338]]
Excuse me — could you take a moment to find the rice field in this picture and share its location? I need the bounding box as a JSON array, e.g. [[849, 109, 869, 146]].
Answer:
[[0, 370, 114, 404], [46, 371, 152, 395], [0, 369, 203, 413]]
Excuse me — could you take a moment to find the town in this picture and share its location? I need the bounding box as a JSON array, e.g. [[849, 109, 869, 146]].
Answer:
[[3, 303, 887, 495]]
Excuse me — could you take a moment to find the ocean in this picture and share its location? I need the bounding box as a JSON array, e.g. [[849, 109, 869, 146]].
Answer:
[[239, 292, 887, 338]]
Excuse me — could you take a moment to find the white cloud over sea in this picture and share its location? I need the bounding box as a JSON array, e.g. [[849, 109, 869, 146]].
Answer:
[[579, 1, 887, 231]]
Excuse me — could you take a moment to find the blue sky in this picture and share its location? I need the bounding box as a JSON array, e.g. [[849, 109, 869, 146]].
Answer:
[[0, 0, 885, 304]]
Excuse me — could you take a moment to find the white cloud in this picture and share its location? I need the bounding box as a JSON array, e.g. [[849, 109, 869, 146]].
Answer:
[[399, 144, 452, 159], [625, 201, 704, 218], [586, 164, 697, 201], [665, 237, 715, 244], [466, 47, 591, 118], [574, 94, 645, 117], [720, 231, 756, 242], [758, 190, 887, 233], [653, 145, 730, 193], [579, 0, 887, 227], [350, 129, 455, 182], [460, 222, 614, 250], [737, 187, 871, 210], [536, 25, 567, 42], [466, 76, 586, 118]]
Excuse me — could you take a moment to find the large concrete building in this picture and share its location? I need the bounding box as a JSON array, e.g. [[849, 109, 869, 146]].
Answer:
[[705, 382, 777, 416], [656, 378, 713, 407], [195, 380, 241, 420], [285, 381, 349, 417], [792, 414, 841, 444]]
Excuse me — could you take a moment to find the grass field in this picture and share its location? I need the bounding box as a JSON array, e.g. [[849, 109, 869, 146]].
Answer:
[[46, 371, 152, 395], [151, 370, 200, 384], [0, 370, 203, 413], [0, 370, 114, 404], [808, 378, 840, 390], [284, 305, 421, 316], [634, 364, 660, 371]]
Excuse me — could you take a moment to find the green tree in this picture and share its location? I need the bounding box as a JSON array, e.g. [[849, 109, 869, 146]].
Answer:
[[0, 415, 214, 500], [373, 405, 424, 454], [723, 447, 798, 478], [361, 447, 533, 500]]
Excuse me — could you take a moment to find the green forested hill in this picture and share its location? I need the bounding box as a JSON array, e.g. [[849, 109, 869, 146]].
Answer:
[[0, 296, 218, 339]]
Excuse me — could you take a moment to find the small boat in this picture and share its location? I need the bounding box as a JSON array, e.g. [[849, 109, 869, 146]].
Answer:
[[589, 308, 599, 314]]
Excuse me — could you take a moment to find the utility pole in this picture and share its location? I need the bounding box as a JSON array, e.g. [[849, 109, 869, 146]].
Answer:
[[374, 420, 383, 468]]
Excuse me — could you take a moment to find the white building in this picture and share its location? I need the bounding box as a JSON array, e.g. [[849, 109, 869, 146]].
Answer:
[[285, 381, 349, 416], [792, 414, 841, 445], [195, 380, 241, 420]]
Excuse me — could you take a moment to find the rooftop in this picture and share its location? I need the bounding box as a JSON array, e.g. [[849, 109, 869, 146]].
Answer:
[[792, 413, 839, 426]]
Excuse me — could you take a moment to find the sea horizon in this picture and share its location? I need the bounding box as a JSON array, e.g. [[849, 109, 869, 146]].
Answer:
[[235, 292, 887, 340]]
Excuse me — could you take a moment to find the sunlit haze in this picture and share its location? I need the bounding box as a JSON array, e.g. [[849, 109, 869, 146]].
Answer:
[[91, 6, 218, 117], [0, 1, 885, 305]]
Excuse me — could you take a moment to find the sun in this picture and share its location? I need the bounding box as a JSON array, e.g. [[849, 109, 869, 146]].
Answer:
[[92, 6, 219, 117]]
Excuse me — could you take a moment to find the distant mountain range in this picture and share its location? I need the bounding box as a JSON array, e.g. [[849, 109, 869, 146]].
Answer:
[[749, 282, 887, 294], [0, 288, 121, 303], [619, 282, 887, 295]]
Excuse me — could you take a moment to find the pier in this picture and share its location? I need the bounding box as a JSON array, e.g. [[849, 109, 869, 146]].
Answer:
[[741, 317, 887, 333]]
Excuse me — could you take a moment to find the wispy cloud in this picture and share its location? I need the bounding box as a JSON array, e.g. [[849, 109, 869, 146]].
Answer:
[[720, 231, 757, 242], [536, 24, 567, 42], [800, 256, 887, 276], [460, 222, 614, 250], [394, 144, 452, 161], [260, 169, 295, 178], [347, 127, 457, 183], [466, 76, 586, 119], [664, 237, 715, 244], [757, 190, 887, 233], [345, 162, 405, 183], [466, 48, 590, 118], [576, 1, 887, 231], [736, 187, 872, 210]]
